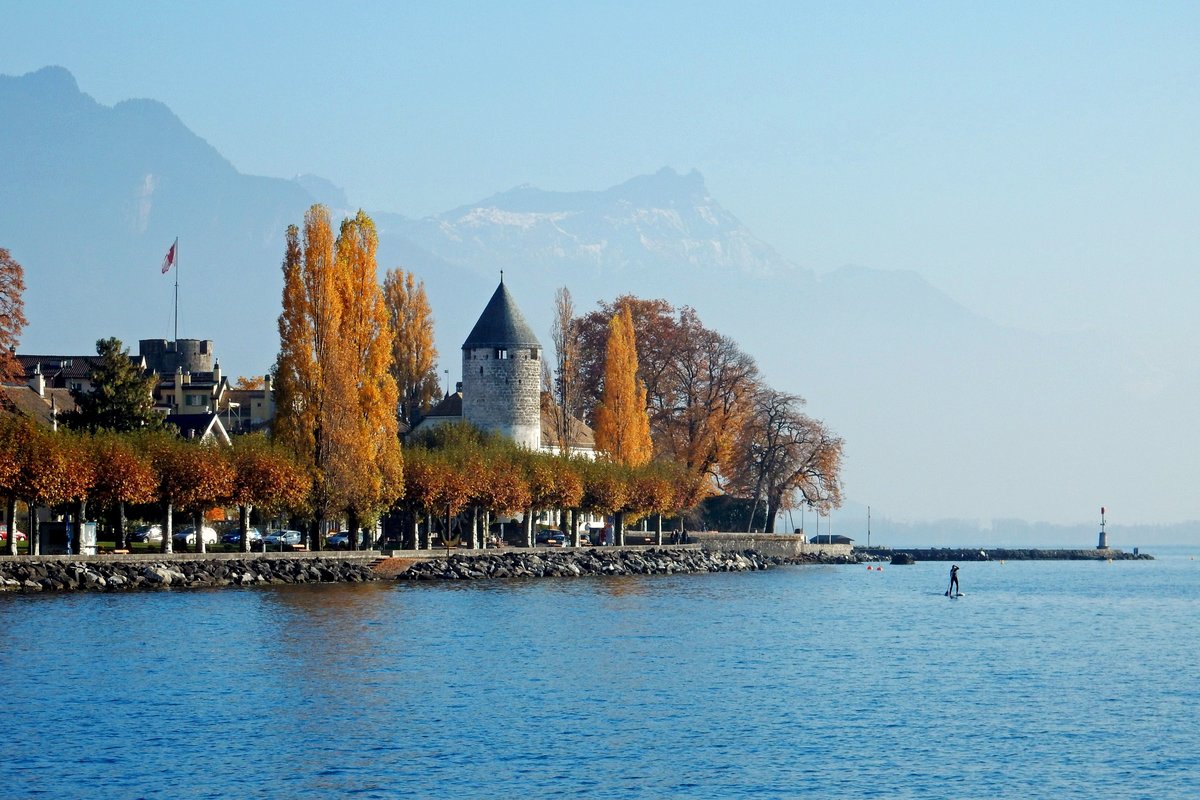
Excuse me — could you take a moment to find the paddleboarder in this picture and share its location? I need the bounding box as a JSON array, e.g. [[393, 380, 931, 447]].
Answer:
[[948, 564, 960, 596]]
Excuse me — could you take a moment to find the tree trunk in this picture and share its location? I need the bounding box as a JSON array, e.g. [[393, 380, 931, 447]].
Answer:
[[348, 507, 361, 552], [655, 514, 663, 546], [765, 492, 783, 534], [4, 494, 15, 556], [407, 511, 418, 551], [29, 505, 40, 556], [116, 500, 127, 551], [162, 502, 173, 554], [524, 511, 533, 548], [424, 513, 433, 549], [240, 505, 251, 553], [470, 506, 480, 549], [311, 514, 323, 552], [194, 510, 204, 554]]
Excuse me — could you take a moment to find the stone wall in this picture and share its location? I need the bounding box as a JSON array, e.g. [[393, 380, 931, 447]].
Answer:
[[689, 531, 853, 560], [461, 346, 541, 449]]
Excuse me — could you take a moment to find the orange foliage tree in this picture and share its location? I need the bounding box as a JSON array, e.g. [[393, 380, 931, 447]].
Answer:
[[147, 434, 233, 554], [383, 268, 440, 427], [593, 304, 653, 467], [89, 432, 157, 550], [273, 209, 339, 547], [0, 416, 29, 554], [329, 211, 403, 547], [227, 434, 309, 552], [0, 247, 28, 382]]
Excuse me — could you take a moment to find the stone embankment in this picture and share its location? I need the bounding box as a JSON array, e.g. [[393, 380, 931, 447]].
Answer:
[[860, 547, 1152, 563], [399, 547, 856, 581], [0, 556, 378, 593]]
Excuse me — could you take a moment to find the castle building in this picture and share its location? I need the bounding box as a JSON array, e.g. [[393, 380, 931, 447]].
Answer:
[[412, 279, 594, 455]]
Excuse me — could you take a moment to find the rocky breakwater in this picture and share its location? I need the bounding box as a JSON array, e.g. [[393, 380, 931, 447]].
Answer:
[[399, 547, 850, 581], [0, 557, 379, 593]]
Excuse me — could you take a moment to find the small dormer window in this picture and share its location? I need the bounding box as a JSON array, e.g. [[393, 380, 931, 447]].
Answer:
[[496, 348, 508, 360]]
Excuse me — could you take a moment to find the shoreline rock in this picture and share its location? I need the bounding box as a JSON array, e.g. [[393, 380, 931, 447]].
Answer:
[[0, 556, 379, 593], [399, 547, 857, 581]]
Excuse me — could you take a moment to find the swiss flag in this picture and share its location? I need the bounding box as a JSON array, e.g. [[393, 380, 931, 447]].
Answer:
[[161, 241, 176, 274]]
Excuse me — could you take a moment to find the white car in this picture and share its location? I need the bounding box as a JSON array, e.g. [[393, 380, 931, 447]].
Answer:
[[172, 526, 219, 547]]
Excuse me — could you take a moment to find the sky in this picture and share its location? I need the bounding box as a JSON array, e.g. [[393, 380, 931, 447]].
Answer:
[[4, 1, 1199, 528]]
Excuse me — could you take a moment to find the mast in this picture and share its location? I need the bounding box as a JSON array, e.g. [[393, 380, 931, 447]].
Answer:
[[173, 237, 180, 341]]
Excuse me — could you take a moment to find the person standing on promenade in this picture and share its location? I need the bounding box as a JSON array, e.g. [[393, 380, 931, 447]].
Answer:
[[948, 564, 960, 596]]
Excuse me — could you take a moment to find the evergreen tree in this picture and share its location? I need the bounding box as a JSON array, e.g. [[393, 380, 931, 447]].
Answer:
[[62, 337, 164, 433]]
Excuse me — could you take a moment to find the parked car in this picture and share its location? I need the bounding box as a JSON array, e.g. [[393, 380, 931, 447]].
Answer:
[[172, 526, 219, 547], [220, 527, 262, 546], [0, 524, 27, 542], [327, 530, 365, 550], [536, 530, 566, 547], [128, 524, 163, 543], [263, 529, 303, 549]]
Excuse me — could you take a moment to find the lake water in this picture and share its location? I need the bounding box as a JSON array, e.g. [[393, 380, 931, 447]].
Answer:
[[1, 552, 1198, 799]]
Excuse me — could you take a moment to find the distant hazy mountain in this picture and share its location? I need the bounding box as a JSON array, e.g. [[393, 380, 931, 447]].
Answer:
[[5, 66, 1186, 529]]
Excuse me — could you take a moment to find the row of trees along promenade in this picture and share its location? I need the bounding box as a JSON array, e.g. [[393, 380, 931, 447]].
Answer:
[[0, 205, 845, 556]]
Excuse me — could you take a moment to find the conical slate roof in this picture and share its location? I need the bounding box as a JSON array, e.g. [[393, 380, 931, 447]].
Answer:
[[462, 281, 541, 349]]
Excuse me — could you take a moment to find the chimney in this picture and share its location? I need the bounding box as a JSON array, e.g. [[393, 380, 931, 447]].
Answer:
[[30, 364, 45, 398], [213, 360, 222, 385]]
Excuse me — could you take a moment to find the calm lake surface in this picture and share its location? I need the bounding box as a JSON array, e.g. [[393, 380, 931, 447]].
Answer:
[[2, 552, 1198, 799]]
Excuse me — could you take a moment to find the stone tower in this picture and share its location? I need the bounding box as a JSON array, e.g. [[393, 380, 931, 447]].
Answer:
[[461, 280, 543, 449]]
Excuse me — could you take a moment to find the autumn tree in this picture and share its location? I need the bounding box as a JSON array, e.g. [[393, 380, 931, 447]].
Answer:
[[550, 287, 583, 455], [234, 376, 265, 390], [0, 416, 27, 555], [9, 426, 94, 555], [274, 207, 403, 549], [593, 304, 653, 467], [89, 431, 157, 550], [227, 434, 308, 552], [0, 247, 28, 383], [382, 268, 440, 427], [330, 211, 403, 547], [147, 434, 233, 554], [61, 337, 164, 433], [729, 388, 843, 532]]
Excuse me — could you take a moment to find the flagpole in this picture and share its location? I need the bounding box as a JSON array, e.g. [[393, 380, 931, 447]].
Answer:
[[173, 237, 179, 342]]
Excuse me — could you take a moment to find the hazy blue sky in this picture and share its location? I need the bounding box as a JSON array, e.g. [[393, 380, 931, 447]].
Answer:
[[6, 2, 1197, 340], [4, 2, 1199, 528]]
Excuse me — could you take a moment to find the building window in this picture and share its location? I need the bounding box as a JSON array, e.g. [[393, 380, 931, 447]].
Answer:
[[69, 381, 83, 392], [530, 348, 539, 360], [185, 395, 204, 407], [496, 348, 508, 360]]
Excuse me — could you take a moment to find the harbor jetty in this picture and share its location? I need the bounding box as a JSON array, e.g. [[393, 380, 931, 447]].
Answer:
[[859, 547, 1152, 563]]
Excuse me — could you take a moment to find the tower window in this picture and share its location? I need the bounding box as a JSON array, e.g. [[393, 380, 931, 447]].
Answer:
[[496, 348, 508, 360]]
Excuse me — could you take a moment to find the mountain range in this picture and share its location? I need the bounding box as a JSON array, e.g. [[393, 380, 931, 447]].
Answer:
[[2, 65, 1193, 536]]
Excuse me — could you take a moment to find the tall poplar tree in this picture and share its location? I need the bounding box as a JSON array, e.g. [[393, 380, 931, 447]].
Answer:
[[593, 305, 652, 467], [382, 268, 439, 426], [273, 206, 342, 548], [330, 211, 403, 548], [550, 287, 582, 455]]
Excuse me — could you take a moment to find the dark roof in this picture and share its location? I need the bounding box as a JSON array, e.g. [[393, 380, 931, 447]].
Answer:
[[420, 392, 463, 419], [462, 281, 541, 350], [164, 412, 230, 444]]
